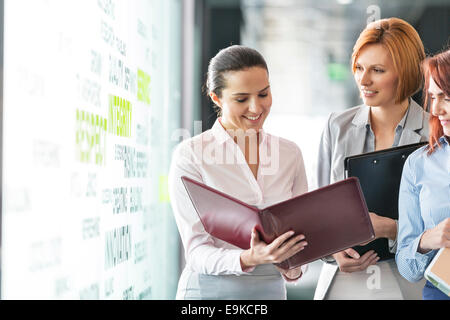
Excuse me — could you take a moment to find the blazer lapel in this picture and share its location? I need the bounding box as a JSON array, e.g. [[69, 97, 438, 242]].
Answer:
[[345, 105, 368, 157], [398, 129, 422, 145], [398, 100, 426, 145], [345, 126, 366, 157]]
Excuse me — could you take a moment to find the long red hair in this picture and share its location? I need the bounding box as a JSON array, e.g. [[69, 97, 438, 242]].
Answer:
[[422, 49, 450, 155]]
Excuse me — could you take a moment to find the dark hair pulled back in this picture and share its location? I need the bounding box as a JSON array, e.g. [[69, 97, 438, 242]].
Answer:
[[205, 45, 268, 99]]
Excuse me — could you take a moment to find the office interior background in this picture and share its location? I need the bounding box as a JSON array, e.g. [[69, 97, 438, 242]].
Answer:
[[0, 0, 448, 299]]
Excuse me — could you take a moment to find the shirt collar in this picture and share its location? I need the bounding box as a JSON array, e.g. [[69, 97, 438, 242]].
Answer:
[[403, 99, 426, 131], [439, 135, 450, 146], [396, 104, 410, 129], [211, 118, 268, 145], [352, 104, 370, 128], [359, 99, 414, 130], [211, 118, 232, 145]]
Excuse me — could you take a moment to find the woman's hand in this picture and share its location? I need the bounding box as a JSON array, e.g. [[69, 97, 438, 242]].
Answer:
[[240, 227, 308, 270], [332, 248, 379, 273], [369, 212, 397, 241], [418, 218, 450, 254]]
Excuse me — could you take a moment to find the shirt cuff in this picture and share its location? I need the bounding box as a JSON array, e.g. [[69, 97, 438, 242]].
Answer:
[[241, 265, 256, 273], [321, 255, 337, 265], [388, 220, 398, 253], [410, 232, 436, 265], [282, 264, 308, 284], [388, 238, 397, 253], [236, 250, 255, 274]]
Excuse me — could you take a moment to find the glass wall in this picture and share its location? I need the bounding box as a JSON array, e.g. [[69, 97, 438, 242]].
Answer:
[[1, 0, 182, 299]]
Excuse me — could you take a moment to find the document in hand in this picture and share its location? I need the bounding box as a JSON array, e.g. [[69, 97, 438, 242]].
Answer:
[[425, 248, 450, 296], [344, 142, 427, 260], [181, 176, 375, 270]]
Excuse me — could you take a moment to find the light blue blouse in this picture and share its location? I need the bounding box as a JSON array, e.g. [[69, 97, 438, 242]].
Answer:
[[396, 136, 450, 282]]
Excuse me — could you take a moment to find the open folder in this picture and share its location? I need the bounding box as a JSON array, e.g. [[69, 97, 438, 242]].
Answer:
[[181, 176, 375, 270], [344, 142, 427, 260]]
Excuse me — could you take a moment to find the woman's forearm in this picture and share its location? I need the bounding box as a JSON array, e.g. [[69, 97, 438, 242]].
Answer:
[[240, 249, 256, 271], [383, 218, 397, 241]]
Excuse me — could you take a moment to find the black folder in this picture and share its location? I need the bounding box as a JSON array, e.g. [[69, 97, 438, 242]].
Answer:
[[344, 142, 427, 260]]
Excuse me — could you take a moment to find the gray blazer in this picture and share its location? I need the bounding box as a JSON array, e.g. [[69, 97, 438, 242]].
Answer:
[[314, 99, 429, 300], [316, 99, 429, 188]]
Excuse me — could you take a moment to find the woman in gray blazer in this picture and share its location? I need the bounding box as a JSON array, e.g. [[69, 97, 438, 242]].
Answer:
[[314, 18, 429, 300]]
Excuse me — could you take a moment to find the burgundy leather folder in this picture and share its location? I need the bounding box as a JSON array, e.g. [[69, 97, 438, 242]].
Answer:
[[181, 176, 375, 270]]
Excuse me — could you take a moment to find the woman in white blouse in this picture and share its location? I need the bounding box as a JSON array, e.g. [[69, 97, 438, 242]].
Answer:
[[169, 45, 309, 299]]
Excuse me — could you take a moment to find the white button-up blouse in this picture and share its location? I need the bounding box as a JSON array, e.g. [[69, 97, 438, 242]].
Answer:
[[169, 118, 308, 277]]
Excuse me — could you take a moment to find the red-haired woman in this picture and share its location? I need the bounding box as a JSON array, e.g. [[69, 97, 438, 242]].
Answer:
[[315, 18, 429, 300], [396, 48, 450, 300]]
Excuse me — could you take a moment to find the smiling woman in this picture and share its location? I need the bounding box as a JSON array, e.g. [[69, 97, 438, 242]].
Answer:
[[169, 45, 310, 300], [314, 17, 429, 300], [206, 46, 271, 131], [396, 48, 450, 300], [210, 67, 272, 132], [422, 49, 450, 151], [351, 18, 425, 106], [354, 44, 404, 115]]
